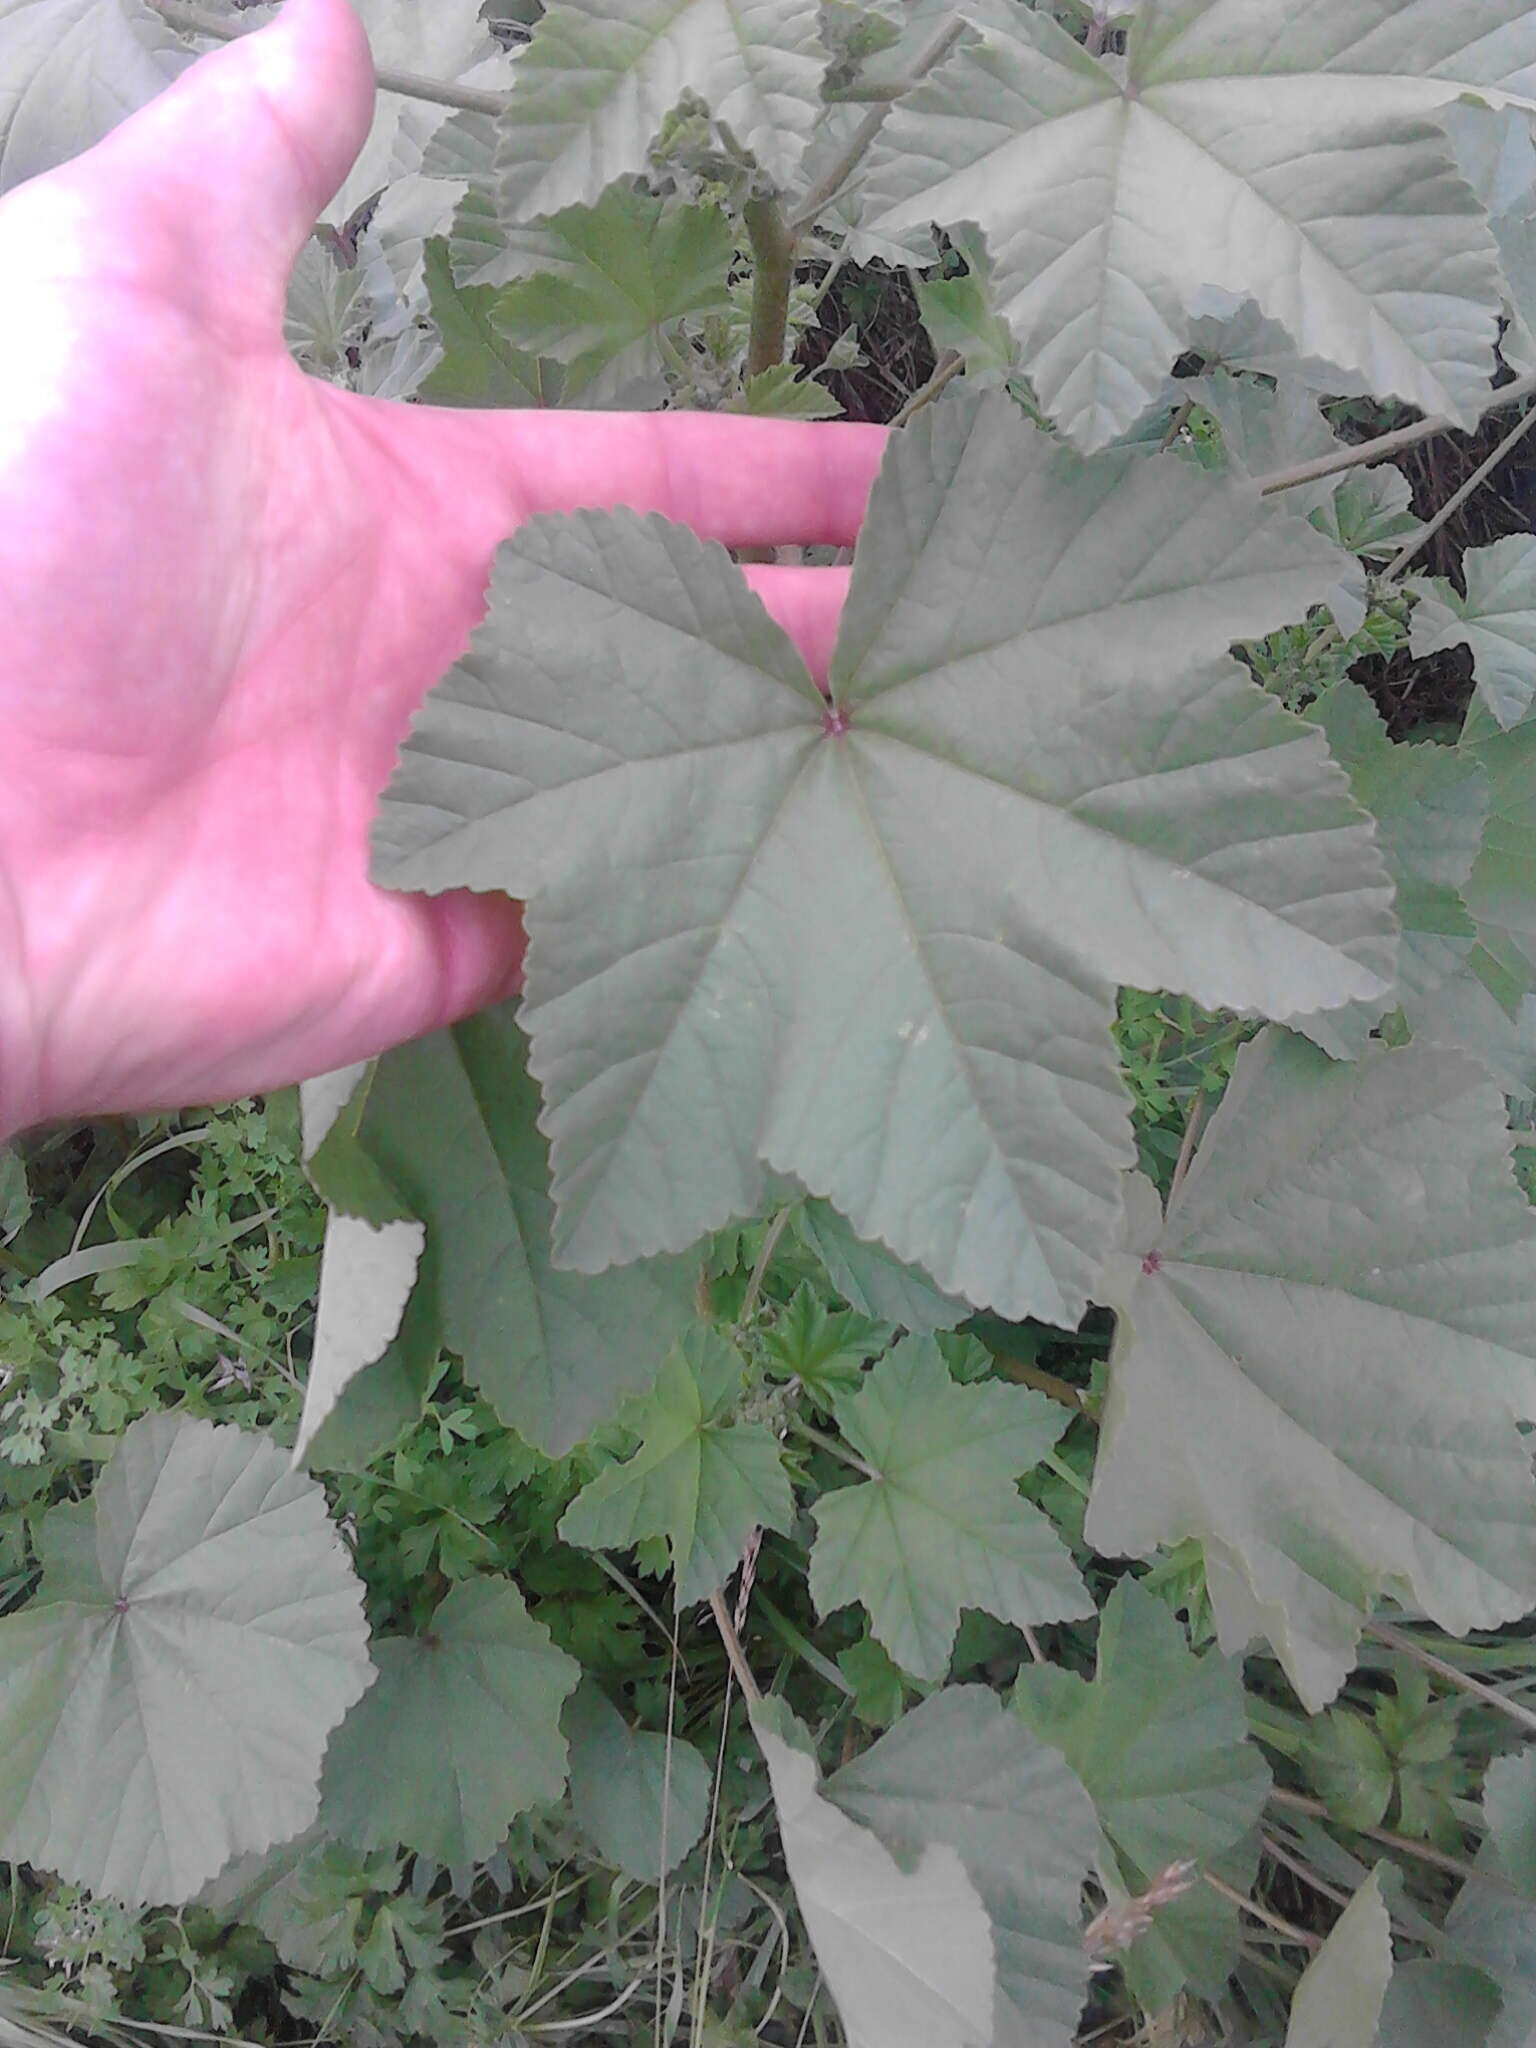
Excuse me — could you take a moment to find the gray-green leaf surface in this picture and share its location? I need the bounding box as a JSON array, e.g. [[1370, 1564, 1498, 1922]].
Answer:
[[1413, 535, 1536, 730], [1087, 1031, 1536, 1710], [808, 1335, 1091, 1680], [752, 1699, 996, 2048], [828, 1686, 1098, 2046], [305, 1003, 696, 1457], [0, 0, 188, 192], [1014, 1580, 1269, 2005], [320, 1577, 578, 1867], [0, 1414, 373, 1903], [493, 0, 823, 218], [375, 390, 1396, 1323], [859, 0, 1534, 447]]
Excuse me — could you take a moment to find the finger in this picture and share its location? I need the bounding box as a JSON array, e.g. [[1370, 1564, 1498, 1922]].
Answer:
[[741, 564, 851, 687], [399, 402, 888, 551], [64, 0, 374, 331]]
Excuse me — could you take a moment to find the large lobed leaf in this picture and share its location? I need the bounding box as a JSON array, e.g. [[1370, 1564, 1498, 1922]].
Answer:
[[320, 1576, 579, 1868], [0, 0, 189, 192], [374, 390, 1395, 1324], [493, 0, 824, 220], [808, 1335, 1091, 1681], [858, 0, 1536, 448], [0, 1415, 373, 1904], [1087, 1029, 1536, 1710]]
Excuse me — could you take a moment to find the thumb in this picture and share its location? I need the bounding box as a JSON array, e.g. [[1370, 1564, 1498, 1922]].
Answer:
[[69, 0, 376, 329]]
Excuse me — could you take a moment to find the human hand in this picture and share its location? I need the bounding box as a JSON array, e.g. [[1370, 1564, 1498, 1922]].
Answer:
[[0, 0, 883, 1136]]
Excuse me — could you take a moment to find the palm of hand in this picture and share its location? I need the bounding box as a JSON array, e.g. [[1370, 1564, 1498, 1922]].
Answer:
[[0, 0, 879, 1131]]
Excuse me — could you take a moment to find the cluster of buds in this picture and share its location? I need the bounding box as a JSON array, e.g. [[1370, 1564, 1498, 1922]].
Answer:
[[1083, 1860, 1201, 1960]]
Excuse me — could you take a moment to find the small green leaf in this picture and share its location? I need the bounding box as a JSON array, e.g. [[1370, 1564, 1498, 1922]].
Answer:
[[795, 1200, 968, 1332], [565, 1680, 712, 1881], [751, 1698, 996, 2048], [1298, 681, 1491, 1063], [914, 258, 1018, 385], [809, 1335, 1091, 1681], [1413, 535, 1536, 730], [1286, 1868, 1393, 2048], [320, 1577, 579, 1867], [559, 1327, 794, 1603], [1306, 1706, 1397, 1833], [760, 1284, 887, 1411], [726, 363, 844, 418], [837, 1634, 906, 1729], [0, 1415, 372, 1904], [492, 184, 733, 379]]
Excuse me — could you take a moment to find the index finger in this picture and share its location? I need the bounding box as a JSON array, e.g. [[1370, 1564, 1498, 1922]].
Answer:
[[396, 404, 890, 551]]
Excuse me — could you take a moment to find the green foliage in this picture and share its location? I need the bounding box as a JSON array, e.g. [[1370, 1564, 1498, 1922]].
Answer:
[[808, 1335, 1090, 1680], [0, 1413, 372, 1903], [12, 0, 1536, 2037], [559, 1326, 795, 1604]]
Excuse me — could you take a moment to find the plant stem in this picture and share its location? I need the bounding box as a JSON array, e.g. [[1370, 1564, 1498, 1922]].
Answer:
[[984, 1346, 1088, 1413], [1202, 1871, 1320, 1951], [709, 1589, 762, 1704], [145, 0, 508, 113], [742, 198, 800, 382], [1381, 396, 1536, 580], [1255, 371, 1536, 498], [1268, 1787, 1494, 1888], [1168, 1091, 1208, 1202], [1366, 1619, 1536, 1738], [789, 1416, 880, 1480], [890, 350, 965, 427], [788, 11, 967, 233], [737, 1204, 793, 1328]]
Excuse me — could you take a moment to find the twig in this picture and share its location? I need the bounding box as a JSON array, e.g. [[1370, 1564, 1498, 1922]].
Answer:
[[737, 1205, 793, 1329], [890, 349, 964, 427], [1268, 1787, 1495, 1889], [789, 1415, 880, 1480], [1203, 1871, 1320, 1951], [1381, 397, 1536, 580], [1260, 1833, 1354, 1911], [708, 1589, 762, 1705], [145, 0, 508, 113], [788, 11, 966, 233], [1367, 1619, 1536, 1739], [1168, 1092, 1209, 1203], [1254, 371, 1536, 498], [984, 1346, 1089, 1413]]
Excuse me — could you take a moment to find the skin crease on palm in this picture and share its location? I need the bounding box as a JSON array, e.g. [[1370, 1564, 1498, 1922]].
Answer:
[[0, 0, 886, 1141]]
